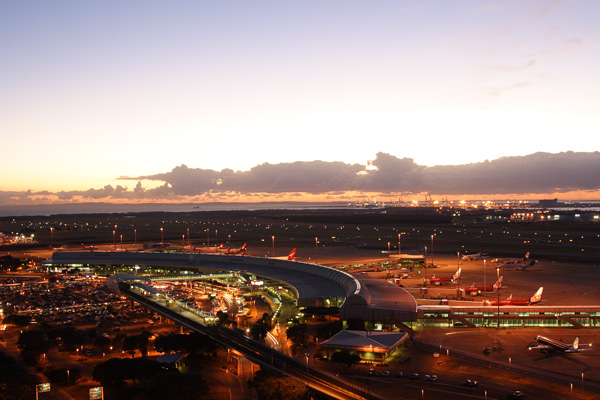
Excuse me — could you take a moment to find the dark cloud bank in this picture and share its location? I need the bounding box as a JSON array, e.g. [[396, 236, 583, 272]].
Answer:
[[3, 152, 600, 205], [127, 151, 600, 197]]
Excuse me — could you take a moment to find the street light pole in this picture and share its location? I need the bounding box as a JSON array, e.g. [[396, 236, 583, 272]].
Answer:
[[398, 233, 401, 255], [315, 237, 318, 264], [160, 227, 164, 245], [483, 259, 487, 298], [431, 234, 435, 268], [305, 353, 310, 399], [497, 267, 501, 327], [272, 236, 275, 258]]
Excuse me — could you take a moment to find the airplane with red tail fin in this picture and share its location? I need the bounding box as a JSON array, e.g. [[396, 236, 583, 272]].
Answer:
[[426, 267, 461, 285], [484, 287, 543, 306], [461, 276, 503, 296]]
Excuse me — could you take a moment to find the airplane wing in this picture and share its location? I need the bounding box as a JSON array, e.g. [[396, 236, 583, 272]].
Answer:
[[528, 345, 551, 351]]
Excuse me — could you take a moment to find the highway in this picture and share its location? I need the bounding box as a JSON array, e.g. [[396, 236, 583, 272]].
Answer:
[[118, 282, 385, 400]]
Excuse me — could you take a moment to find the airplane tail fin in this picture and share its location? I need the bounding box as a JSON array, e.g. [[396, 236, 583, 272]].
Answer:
[[287, 248, 296, 261], [493, 276, 503, 291], [453, 267, 462, 281], [530, 287, 544, 303], [573, 336, 580, 351], [224, 247, 231, 255], [507, 293, 513, 301], [524, 252, 530, 259]]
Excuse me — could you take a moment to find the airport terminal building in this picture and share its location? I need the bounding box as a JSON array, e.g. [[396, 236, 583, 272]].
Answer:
[[44, 252, 599, 331]]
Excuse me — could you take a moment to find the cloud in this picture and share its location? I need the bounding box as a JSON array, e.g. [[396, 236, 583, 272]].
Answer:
[[1, 152, 599, 205]]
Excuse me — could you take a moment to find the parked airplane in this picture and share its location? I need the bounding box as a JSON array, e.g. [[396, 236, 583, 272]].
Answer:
[[223, 243, 247, 256], [484, 287, 543, 306], [188, 243, 224, 254], [462, 252, 487, 261], [498, 259, 536, 271], [49, 244, 67, 251], [461, 276, 503, 296], [491, 252, 530, 264], [80, 243, 98, 250], [528, 335, 592, 353], [427, 267, 461, 285], [272, 248, 296, 261]]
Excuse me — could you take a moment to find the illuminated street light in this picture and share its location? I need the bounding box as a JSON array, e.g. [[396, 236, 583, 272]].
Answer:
[[160, 227, 164, 245], [134, 229, 137, 246], [50, 227, 53, 245], [315, 237, 318, 264], [272, 236, 275, 258]]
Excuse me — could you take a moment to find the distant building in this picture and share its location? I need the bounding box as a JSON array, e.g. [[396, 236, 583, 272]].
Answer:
[[538, 198, 560, 207]]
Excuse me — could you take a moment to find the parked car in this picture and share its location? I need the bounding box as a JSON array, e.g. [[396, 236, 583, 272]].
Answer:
[[463, 379, 479, 387], [382, 371, 390, 377], [396, 371, 404, 378], [410, 373, 419, 380]]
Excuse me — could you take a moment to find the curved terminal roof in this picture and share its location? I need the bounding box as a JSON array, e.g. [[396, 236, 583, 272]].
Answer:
[[45, 251, 372, 307]]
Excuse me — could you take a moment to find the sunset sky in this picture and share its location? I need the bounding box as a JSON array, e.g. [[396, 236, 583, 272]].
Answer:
[[1, 1, 599, 205]]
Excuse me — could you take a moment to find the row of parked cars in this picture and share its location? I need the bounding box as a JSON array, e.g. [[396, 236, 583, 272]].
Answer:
[[369, 369, 438, 381]]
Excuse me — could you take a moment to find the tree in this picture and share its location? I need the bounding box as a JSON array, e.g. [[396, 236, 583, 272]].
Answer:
[[216, 310, 235, 326], [249, 313, 272, 342], [47, 327, 88, 351], [330, 350, 361, 369], [122, 332, 152, 358], [2, 315, 32, 331], [122, 336, 138, 358], [286, 323, 309, 354], [0, 351, 37, 400], [93, 357, 175, 387], [17, 330, 51, 364], [248, 369, 306, 400], [93, 335, 112, 351], [143, 371, 209, 400]]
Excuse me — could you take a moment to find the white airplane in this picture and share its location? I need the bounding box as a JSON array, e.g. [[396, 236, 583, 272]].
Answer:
[[491, 252, 530, 264], [528, 335, 592, 353], [462, 252, 486, 261], [498, 259, 536, 271]]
